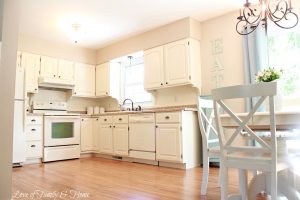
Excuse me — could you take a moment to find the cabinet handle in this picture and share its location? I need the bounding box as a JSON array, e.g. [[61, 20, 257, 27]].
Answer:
[[165, 116, 170, 119], [31, 128, 36, 131], [31, 119, 36, 122], [30, 145, 36, 148]]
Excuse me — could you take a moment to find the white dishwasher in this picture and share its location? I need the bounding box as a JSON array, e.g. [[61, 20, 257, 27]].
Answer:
[[129, 113, 156, 160]]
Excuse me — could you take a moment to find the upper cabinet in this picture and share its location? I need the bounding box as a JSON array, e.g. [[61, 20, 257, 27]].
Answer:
[[21, 52, 40, 93], [144, 38, 201, 90], [95, 62, 120, 100], [74, 63, 95, 97], [40, 56, 75, 81], [58, 60, 75, 81]]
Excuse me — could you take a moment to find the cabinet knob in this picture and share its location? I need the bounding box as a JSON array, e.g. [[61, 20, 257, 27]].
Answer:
[[165, 82, 168, 85], [106, 92, 108, 95], [30, 145, 36, 148], [113, 125, 115, 128], [155, 125, 158, 128], [35, 88, 37, 91], [74, 92, 77, 95], [160, 83, 163, 86], [118, 118, 122, 121], [96, 118, 99, 121], [104, 119, 107, 121], [53, 75, 56, 77], [165, 116, 170, 119], [109, 125, 112, 128], [59, 76, 61, 78], [81, 119, 84, 121]]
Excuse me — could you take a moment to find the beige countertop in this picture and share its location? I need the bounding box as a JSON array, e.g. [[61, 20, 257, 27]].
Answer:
[[80, 104, 197, 117]]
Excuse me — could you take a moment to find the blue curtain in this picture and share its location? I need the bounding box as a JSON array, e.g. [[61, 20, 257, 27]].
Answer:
[[243, 27, 269, 111]]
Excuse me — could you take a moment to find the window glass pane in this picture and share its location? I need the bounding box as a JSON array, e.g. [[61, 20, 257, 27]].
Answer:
[[122, 55, 152, 103], [268, 27, 300, 98], [52, 122, 74, 138]]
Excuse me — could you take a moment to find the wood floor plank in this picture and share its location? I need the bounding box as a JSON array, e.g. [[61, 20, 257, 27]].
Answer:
[[12, 157, 240, 200]]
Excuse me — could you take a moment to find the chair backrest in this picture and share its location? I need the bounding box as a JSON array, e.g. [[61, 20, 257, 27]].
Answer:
[[211, 82, 278, 160], [197, 97, 219, 151]]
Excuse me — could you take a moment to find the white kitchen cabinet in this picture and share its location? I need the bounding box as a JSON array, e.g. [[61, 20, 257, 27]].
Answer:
[[144, 38, 201, 90], [95, 61, 121, 99], [74, 63, 95, 97], [96, 62, 109, 96], [144, 46, 164, 89], [25, 115, 43, 159], [21, 52, 40, 93], [113, 124, 128, 156], [80, 118, 98, 152], [99, 124, 113, 154], [40, 56, 75, 81], [156, 124, 182, 162], [40, 56, 58, 79], [57, 59, 75, 81], [155, 111, 201, 169], [98, 115, 128, 156]]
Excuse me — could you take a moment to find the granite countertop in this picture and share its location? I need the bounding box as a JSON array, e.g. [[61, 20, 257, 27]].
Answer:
[[80, 104, 197, 117], [27, 105, 198, 117]]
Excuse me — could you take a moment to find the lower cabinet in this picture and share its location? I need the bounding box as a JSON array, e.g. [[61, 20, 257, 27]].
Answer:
[[80, 118, 99, 152], [98, 115, 129, 156], [25, 115, 43, 159], [155, 111, 201, 168], [156, 124, 182, 162]]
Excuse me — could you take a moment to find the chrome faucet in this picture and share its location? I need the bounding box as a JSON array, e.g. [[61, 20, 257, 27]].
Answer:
[[122, 98, 134, 111]]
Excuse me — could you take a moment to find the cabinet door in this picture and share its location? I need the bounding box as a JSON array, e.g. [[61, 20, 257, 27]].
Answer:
[[80, 118, 94, 152], [164, 39, 190, 86], [40, 56, 58, 79], [144, 46, 164, 90], [58, 59, 74, 81], [113, 124, 128, 156], [99, 125, 113, 154], [74, 63, 95, 97], [21, 52, 40, 93], [93, 118, 100, 151], [156, 124, 182, 162], [95, 62, 109, 96]]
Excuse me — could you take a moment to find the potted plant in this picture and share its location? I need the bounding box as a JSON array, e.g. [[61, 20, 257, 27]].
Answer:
[[255, 67, 283, 111]]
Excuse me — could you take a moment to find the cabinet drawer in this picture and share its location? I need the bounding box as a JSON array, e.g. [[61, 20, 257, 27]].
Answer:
[[113, 115, 128, 124], [26, 116, 43, 125], [156, 112, 181, 123], [25, 125, 42, 141], [25, 141, 43, 158], [99, 116, 113, 124]]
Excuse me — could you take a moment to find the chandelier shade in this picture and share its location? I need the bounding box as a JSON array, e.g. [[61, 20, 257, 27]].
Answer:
[[236, 0, 299, 35]]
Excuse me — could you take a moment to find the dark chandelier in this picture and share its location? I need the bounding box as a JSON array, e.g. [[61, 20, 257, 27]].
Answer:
[[236, 0, 299, 35]]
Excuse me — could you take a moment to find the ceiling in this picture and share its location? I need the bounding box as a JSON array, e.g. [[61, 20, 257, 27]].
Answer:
[[19, 0, 242, 50]]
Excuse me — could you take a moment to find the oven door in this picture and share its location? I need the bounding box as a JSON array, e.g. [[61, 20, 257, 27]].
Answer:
[[44, 116, 80, 147]]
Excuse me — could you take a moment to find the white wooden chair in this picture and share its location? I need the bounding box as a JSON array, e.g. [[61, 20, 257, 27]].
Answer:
[[211, 82, 290, 200], [197, 98, 221, 195]]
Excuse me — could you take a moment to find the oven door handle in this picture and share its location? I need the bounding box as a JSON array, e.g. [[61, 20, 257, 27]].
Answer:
[[44, 116, 80, 119]]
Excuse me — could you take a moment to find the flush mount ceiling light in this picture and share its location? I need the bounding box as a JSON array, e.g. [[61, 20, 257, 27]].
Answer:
[[236, 0, 299, 35], [71, 23, 81, 43]]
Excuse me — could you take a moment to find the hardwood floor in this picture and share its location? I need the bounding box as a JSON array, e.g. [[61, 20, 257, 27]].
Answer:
[[12, 157, 240, 200]]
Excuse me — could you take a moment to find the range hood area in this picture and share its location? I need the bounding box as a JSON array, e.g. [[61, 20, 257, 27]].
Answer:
[[38, 77, 75, 90]]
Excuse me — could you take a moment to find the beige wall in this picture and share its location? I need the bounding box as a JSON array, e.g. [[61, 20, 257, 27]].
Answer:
[[96, 17, 201, 64], [0, 0, 20, 198], [18, 34, 97, 65]]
